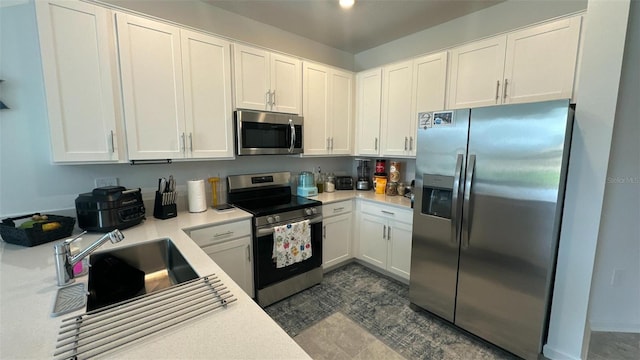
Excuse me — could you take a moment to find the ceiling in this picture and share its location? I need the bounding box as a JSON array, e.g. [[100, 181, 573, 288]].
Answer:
[[202, 0, 504, 54]]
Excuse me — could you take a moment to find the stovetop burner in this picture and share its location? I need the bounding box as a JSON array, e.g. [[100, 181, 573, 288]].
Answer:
[[226, 172, 322, 217]]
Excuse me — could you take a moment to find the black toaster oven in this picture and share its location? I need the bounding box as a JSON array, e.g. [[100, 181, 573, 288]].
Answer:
[[75, 186, 145, 231], [335, 176, 354, 190]]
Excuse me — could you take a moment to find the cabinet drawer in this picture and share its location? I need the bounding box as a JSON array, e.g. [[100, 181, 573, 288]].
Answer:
[[322, 200, 353, 217], [189, 220, 251, 247], [360, 201, 412, 224]]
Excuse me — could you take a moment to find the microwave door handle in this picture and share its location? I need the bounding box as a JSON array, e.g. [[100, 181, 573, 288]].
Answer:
[[288, 118, 295, 153]]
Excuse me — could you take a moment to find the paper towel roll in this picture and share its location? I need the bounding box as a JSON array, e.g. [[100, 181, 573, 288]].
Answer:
[[187, 179, 207, 213]]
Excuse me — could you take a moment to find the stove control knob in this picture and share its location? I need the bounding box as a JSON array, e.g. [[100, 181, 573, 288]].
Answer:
[[304, 208, 312, 216], [274, 215, 281, 222], [267, 216, 275, 224], [311, 208, 317, 214]]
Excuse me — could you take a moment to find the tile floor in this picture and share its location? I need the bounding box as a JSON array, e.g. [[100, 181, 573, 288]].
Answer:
[[587, 331, 640, 360], [265, 262, 640, 360], [264, 262, 516, 360]]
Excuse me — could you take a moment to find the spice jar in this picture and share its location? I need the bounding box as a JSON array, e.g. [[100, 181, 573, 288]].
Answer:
[[390, 161, 401, 183], [397, 182, 406, 196], [386, 182, 398, 196]]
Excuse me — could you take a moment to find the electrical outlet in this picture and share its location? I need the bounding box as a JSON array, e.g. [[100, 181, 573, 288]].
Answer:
[[95, 177, 118, 188]]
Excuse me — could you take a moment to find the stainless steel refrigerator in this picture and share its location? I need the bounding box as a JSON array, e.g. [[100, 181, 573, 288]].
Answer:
[[409, 99, 574, 359]]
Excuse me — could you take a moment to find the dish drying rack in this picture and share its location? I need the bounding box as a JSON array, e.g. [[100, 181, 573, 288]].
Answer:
[[53, 273, 236, 359]]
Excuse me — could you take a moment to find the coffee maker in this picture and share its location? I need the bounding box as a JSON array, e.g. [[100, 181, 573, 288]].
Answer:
[[356, 159, 371, 190]]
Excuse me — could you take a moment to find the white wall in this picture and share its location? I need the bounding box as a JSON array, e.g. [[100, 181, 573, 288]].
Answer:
[[354, 0, 587, 71], [98, 0, 355, 71], [543, 1, 632, 359], [0, 1, 353, 218], [588, 0, 640, 333]]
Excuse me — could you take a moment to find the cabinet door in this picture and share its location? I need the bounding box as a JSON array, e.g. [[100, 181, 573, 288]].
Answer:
[[323, 213, 352, 269], [387, 220, 412, 280], [448, 36, 506, 109], [202, 236, 254, 298], [181, 30, 234, 159], [414, 51, 448, 114], [329, 69, 354, 155], [233, 44, 270, 111], [381, 60, 414, 156], [359, 213, 387, 270], [302, 62, 330, 155], [36, 0, 120, 162], [355, 68, 382, 156], [116, 13, 186, 160], [503, 17, 581, 104], [270, 53, 301, 114]]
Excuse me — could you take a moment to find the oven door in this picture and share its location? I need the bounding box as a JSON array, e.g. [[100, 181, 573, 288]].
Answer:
[[254, 216, 322, 290], [236, 110, 303, 155]]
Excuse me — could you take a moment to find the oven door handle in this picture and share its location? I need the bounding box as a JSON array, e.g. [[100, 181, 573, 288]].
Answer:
[[256, 215, 323, 237]]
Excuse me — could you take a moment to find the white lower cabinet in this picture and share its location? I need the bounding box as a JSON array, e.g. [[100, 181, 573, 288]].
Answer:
[[322, 201, 353, 269], [189, 220, 254, 297], [357, 201, 413, 280]]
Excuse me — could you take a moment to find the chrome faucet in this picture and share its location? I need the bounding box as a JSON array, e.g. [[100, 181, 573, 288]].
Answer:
[[54, 229, 125, 286]]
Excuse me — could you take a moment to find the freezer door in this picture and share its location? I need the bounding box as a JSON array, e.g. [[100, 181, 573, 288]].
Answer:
[[455, 100, 572, 359], [409, 109, 469, 322]]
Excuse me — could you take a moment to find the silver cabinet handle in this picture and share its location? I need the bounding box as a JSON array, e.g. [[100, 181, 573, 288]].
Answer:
[[246, 244, 251, 262], [404, 136, 408, 151], [266, 90, 271, 107], [381, 210, 395, 215], [383, 225, 386, 239], [387, 226, 391, 240], [288, 118, 295, 153], [327, 138, 330, 150], [409, 136, 413, 151], [214, 230, 234, 238], [374, 137, 378, 151], [462, 154, 476, 249], [451, 154, 464, 245], [272, 90, 276, 106], [109, 130, 115, 153], [323, 225, 326, 239], [189, 133, 193, 152], [331, 137, 334, 150], [181, 132, 186, 153], [495, 80, 500, 101], [503, 78, 508, 100], [333, 207, 344, 212]]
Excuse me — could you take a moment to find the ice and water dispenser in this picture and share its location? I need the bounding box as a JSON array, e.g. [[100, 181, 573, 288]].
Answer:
[[421, 174, 453, 218]]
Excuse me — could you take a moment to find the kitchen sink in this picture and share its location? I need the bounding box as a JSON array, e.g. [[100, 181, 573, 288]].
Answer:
[[86, 238, 198, 311]]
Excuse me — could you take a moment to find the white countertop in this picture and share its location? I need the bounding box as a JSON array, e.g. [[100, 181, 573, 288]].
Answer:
[[0, 191, 411, 359], [313, 189, 412, 210], [0, 208, 310, 360]]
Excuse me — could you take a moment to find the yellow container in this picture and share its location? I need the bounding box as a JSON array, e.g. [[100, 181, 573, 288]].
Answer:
[[375, 177, 387, 194]]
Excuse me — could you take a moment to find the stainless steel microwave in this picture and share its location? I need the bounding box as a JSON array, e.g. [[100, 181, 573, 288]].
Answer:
[[235, 110, 303, 156]]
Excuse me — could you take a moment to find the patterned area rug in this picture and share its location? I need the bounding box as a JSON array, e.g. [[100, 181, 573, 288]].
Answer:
[[264, 262, 516, 360]]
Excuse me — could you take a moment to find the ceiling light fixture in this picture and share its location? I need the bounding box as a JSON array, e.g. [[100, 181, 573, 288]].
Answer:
[[339, 0, 354, 9]]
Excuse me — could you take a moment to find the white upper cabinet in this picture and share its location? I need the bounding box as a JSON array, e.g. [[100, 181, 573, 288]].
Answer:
[[302, 61, 354, 156], [502, 16, 582, 104], [355, 68, 382, 156], [181, 30, 234, 159], [116, 13, 185, 160], [233, 44, 301, 114], [380, 60, 415, 157], [413, 51, 448, 114], [448, 16, 582, 109], [36, 0, 121, 162], [117, 13, 234, 160], [448, 36, 507, 109]]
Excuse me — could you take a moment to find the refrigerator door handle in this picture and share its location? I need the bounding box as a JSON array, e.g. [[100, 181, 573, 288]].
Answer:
[[451, 154, 464, 245], [462, 154, 476, 249]]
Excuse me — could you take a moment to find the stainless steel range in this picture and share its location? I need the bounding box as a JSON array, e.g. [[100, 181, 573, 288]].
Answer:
[[227, 172, 323, 307]]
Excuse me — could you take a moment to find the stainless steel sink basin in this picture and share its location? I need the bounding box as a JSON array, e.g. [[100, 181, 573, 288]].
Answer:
[[86, 238, 198, 311]]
